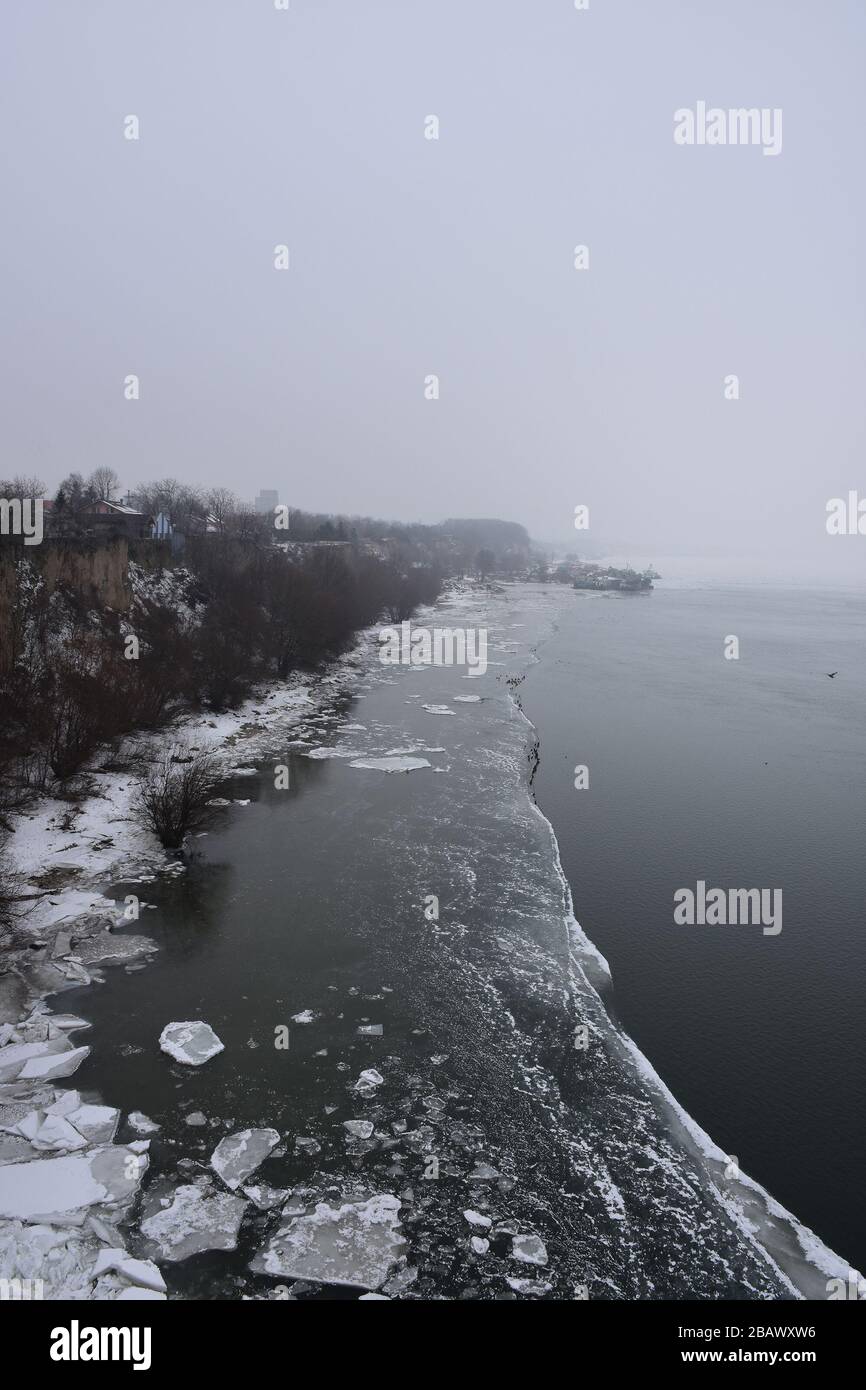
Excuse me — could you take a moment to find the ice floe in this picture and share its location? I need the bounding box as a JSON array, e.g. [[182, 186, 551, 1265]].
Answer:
[[349, 757, 431, 774], [249, 1193, 406, 1291], [512, 1233, 548, 1266], [75, 933, 157, 966], [17, 1098, 119, 1152], [505, 1276, 552, 1296], [210, 1128, 281, 1190], [463, 1210, 492, 1229], [0, 1037, 91, 1084], [243, 1183, 291, 1211], [354, 1069, 384, 1096], [128, 1111, 160, 1134], [0, 1144, 149, 1222], [159, 1021, 224, 1066], [92, 1248, 166, 1293], [139, 1183, 248, 1261], [343, 1120, 374, 1140]]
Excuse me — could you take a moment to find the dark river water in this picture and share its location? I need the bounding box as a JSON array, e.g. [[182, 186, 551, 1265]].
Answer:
[[59, 582, 863, 1297], [523, 582, 866, 1277]]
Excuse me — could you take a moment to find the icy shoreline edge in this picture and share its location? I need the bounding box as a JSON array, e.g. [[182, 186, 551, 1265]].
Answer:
[[512, 688, 861, 1301]]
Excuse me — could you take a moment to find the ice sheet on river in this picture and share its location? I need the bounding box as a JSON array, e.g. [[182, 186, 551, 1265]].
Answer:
[[349, 756, 431, 773], [250, 1193, 406, 1290], [0, 1144, 148, 1221]]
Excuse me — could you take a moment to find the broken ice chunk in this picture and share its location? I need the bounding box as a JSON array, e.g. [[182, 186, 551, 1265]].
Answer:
[[512, 1233, 548, 1266], [505, 1276, 552, 1296], [66, 1104, 120, 1147], [243, 1183, 291, 1211], [91, 1248, 167, 1293], [349, 757, 431, 774], [139, 1183, 248, 1261], [250, 1193, 405, 1291], [468, 1162, 500, 1182], [210, 1128, 281, 1190], [75, 934, 156, 966], [159, 1021, 224, 1066], [19, 1046, 91, 1082], [0, 1135, 37, 1164], [0, 1037, 76, 1084], [463, 1210, 492, 1229], [128, 1111, 160, 1135], [21, 1113, 87, 1152], [0, 1145, 148, 1221], [343, 1120, 374, 1140], [354, 1069, 384, 1096], [45, 1015, 91, 1033], [45, 1091, 81, 1117]]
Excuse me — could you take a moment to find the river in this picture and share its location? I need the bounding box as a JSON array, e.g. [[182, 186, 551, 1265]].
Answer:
[[58, 582, 860, 1299]]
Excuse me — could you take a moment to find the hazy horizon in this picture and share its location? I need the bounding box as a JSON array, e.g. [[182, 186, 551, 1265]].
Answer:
[[2, 0, 864, 582]]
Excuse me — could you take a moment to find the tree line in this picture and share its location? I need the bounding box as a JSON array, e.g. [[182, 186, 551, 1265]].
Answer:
[[0, 534, 442, 813]]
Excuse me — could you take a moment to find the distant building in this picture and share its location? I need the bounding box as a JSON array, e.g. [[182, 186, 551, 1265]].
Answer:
[[85, 501, 153, 540], [255, 489, 279, 515]]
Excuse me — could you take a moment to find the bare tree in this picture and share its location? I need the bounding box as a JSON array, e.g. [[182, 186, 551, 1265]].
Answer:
[[89, 466, 120, 502], [225, 503, 270, 544], [0, 474, 46, 501], [205, 487, 237, 532], [134, 743, 221, 849]]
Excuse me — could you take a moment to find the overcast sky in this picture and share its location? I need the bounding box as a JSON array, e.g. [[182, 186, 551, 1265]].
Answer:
[[2, 1, 864, 581]]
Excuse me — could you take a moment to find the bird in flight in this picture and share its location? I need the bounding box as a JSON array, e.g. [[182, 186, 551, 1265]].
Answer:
[[826, 671, 838, 679]]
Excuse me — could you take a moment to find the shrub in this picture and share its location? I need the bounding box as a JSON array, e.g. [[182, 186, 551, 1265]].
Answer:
[[134, 743, 220, 849]]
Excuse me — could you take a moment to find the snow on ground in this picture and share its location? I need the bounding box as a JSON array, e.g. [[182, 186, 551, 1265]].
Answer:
[[5, 666, 358, 948]]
